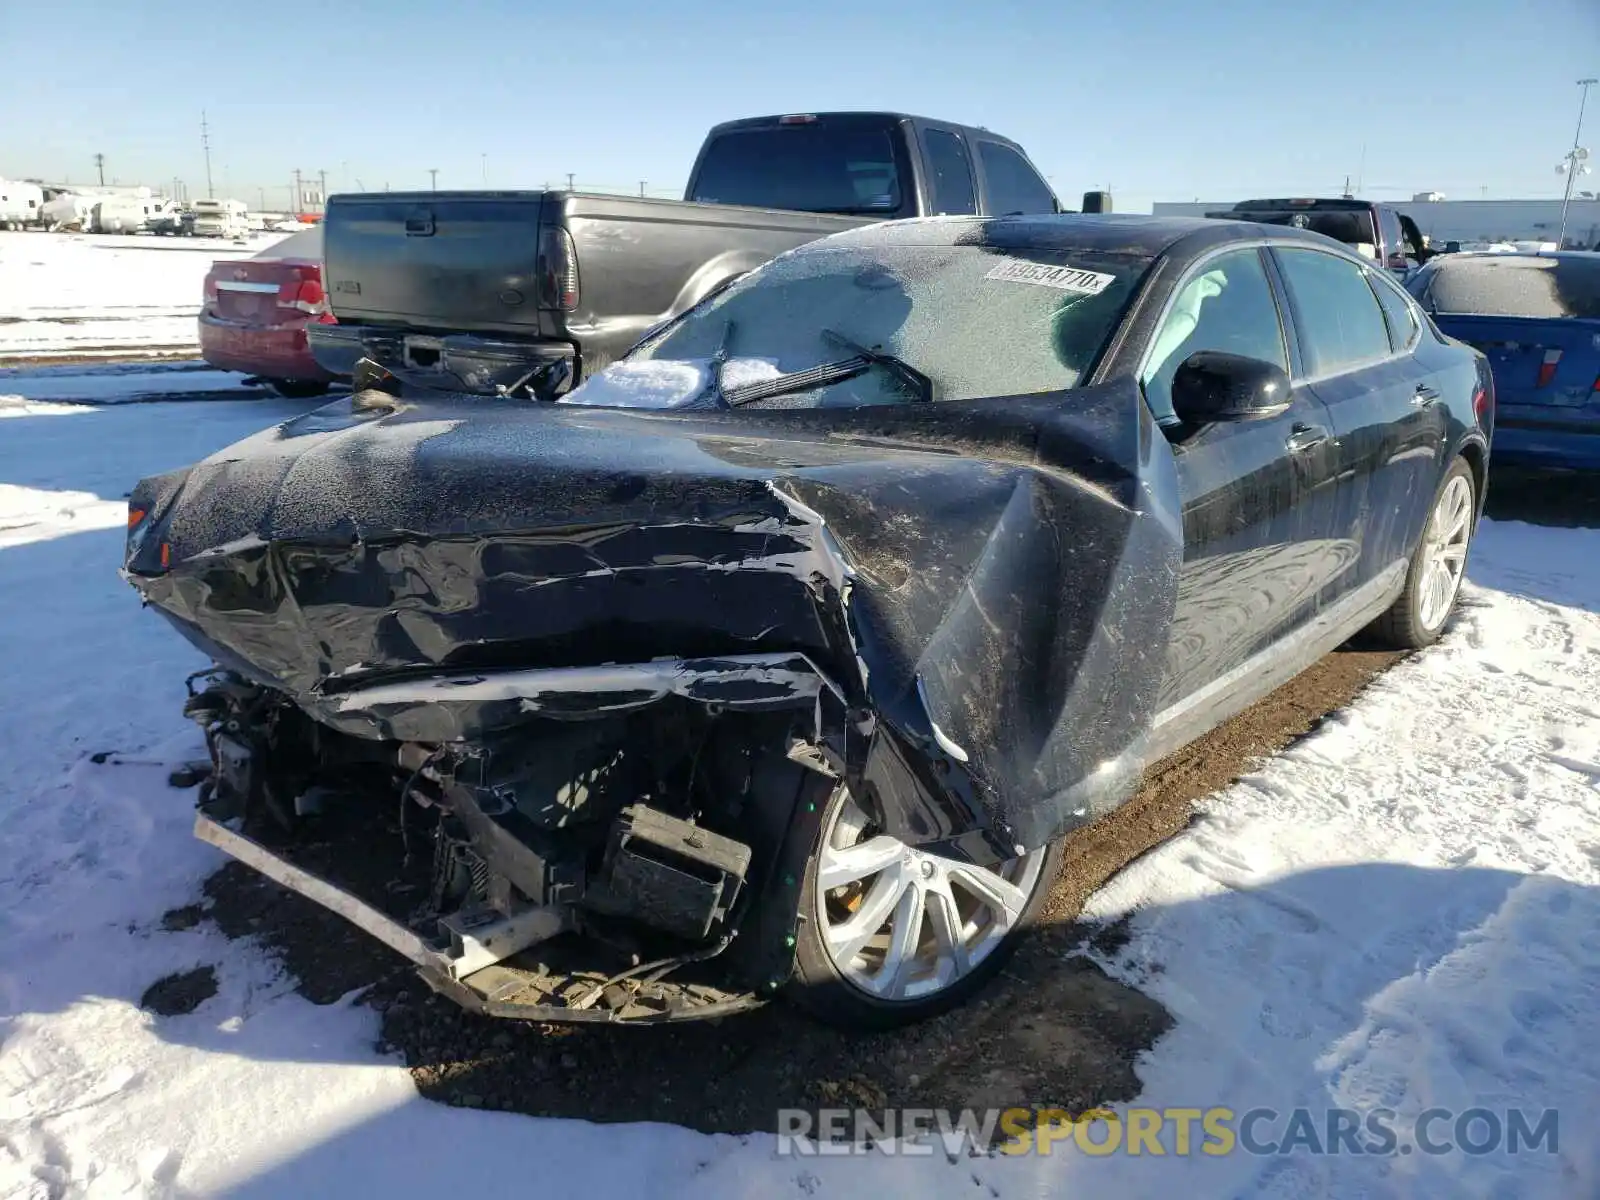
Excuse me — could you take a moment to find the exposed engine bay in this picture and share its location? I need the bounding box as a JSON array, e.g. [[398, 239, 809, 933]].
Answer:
[[181, 657, 852, 1021]]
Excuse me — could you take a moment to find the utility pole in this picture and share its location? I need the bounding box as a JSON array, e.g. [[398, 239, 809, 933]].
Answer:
[[259, 186, 266, 212], [1342, 174, 1353, 199], [201, 111, 215, 199], [318, 169, 328, 212], [429, 168, 439, 191], [566, 172, 575, 192], [640, 180, 647, 197], [481, 153, 488, 185], [292, 168, 303, 215], [1558, 78, 1597, 249], [94, 153, 105, 186]]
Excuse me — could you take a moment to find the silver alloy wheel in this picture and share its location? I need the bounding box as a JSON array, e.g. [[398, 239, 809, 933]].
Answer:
[[815, 789, 1046, 1001], [1418, 473, 1474, 631]]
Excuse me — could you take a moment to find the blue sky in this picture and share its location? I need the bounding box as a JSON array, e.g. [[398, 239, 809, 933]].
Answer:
[[5, 0, 1597, 213]]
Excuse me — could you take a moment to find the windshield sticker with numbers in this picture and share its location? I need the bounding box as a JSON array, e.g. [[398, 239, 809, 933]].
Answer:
[[983, 260, 1116, 294]]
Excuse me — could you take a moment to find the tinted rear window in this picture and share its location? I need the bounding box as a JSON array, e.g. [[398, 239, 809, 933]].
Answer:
[[688, 124, 902, 215], [1232, 208, 1377, 247], [1413, 255, 1600, 319]]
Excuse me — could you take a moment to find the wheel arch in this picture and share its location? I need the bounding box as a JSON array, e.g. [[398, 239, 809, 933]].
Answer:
[[1455, 436, 1488, 519]]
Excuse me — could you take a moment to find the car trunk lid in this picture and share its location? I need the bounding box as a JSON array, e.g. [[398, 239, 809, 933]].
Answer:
[[205, 245, 325, 325], [1433, 313, 1600, 408]]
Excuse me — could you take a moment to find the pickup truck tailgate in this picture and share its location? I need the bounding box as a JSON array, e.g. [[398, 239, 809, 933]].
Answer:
[[322, 192, 546, 333]]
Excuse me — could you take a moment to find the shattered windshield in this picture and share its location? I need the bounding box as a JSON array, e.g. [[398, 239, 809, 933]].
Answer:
[[561, 242, 1150, 410]]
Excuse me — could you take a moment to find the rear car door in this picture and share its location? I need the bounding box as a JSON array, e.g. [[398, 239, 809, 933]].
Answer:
[[915, 125, 980, 216], [1271, 244, 1443, 592], [1140, 245, 1342, 710]]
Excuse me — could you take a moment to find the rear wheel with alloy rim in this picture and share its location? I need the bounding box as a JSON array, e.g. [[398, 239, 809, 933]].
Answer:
[[1369, 456, 1477, 649], [788, 781, 1063, 1029]]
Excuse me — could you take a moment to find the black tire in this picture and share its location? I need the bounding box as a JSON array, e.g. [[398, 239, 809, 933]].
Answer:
[[786, 778, 1065, 1030], [1367, 456, 1477, 649], [265, 379, 331, 399]]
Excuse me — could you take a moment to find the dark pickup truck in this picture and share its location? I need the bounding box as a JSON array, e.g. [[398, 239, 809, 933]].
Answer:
[[1205, 198, 1434, 278], [309, 112, 1067, 397]]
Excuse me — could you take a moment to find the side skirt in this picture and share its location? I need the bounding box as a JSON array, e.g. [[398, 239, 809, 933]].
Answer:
[[1144, 560, 1408, 766]]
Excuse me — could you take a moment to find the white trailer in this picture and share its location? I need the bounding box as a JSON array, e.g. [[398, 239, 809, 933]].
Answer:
[[0, 179, 45, 230], [92, 195, 155, 234], [41, 193, 94, 231], [191, 198, 250, 239]]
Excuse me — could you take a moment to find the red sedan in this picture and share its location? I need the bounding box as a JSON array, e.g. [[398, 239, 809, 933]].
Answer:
[[199, 227, 342, 397]]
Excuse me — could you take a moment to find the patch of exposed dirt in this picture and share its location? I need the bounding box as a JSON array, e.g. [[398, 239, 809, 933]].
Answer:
[[1042, 644, 1407, 924], [180, 643, 1402, 1134], [140, 966, 218, 1016]]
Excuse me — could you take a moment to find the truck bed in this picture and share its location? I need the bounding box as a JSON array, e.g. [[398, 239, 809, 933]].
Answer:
[[319, 190, 863, 383]]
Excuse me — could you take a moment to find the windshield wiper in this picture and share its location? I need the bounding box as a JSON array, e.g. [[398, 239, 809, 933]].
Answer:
[[819, 328, 932, 403], [720, 330, 933, 409]]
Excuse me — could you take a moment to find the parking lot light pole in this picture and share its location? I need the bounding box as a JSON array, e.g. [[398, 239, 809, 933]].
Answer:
[[1557, 78, 1596, 249]]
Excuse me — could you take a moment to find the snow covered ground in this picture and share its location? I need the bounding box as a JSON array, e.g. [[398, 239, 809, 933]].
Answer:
[[0, 231, 290, 361], [1, 397, 1596, 1198]]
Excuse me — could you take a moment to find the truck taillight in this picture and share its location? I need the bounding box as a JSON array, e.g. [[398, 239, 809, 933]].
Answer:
[[203, 273, 218, 303], [538, 227, 579, 312]]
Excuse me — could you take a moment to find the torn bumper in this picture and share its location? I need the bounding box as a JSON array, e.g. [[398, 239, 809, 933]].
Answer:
[[196, 811, 766, 1022]]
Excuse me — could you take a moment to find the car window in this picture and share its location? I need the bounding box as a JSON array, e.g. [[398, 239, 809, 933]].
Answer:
[[603, 244, 1151, 409], [1273, 247, 1394, 376], [1140, 247, 1288, 424], [1411, 255, 1600, 319], [1368, 268, 1419, 351], [923, 129, 978, 216], [688, 124, 903, 216], [976, 141, 1057, 215], [1378, 208, 1408, 268]]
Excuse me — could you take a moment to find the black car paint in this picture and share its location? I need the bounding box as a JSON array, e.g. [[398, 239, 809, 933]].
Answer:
[[310, 113, 1059, 394], [127, 216, 1488, 872]]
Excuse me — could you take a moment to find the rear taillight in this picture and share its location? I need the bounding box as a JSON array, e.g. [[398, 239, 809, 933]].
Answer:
[[202, 273, 218, 303], [277, 269, 327, 315], [1537, 348, 1563, 387], [538, 227, 580, 312]]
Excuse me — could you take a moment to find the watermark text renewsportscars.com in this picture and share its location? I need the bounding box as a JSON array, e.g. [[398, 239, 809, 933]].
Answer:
[[775, 1106, 1560, 1158]]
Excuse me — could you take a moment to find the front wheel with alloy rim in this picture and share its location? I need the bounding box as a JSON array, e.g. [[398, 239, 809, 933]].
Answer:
[[1368, 456, 1477, 649], [787, 782, 1064, 1029]]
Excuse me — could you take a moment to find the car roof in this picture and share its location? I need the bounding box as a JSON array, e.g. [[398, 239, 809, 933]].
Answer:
[[1430, 249, 1600, 263], [703, 112, 1027, 148], [814, 212, 1340, 258]]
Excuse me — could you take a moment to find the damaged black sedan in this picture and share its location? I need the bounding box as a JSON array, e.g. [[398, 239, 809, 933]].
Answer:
[[124, 215, 1492, 1028]]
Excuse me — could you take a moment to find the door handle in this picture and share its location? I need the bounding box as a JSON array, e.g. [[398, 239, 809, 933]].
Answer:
[[1285, 423, 1330, 454], [1412, 384, 1441, 408]]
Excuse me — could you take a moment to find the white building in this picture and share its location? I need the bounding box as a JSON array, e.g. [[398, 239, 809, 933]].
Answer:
[[1151, 197, 1600, 250]]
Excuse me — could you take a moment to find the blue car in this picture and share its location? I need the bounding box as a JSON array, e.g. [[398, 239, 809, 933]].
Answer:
[[1408, 251, 1600, 469]]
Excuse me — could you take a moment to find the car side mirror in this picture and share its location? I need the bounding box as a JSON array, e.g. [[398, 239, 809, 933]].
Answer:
[[1170, 350, 1292, 426]]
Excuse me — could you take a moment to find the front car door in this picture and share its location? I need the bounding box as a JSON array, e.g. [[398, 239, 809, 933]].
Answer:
[[1137, 245, 1343, 719], [970, 138, 1060, 216], [1270, 244, 1443, 592]]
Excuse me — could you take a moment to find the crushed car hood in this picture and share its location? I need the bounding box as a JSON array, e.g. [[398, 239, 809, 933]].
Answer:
[[126, 386, 1182, 849]]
